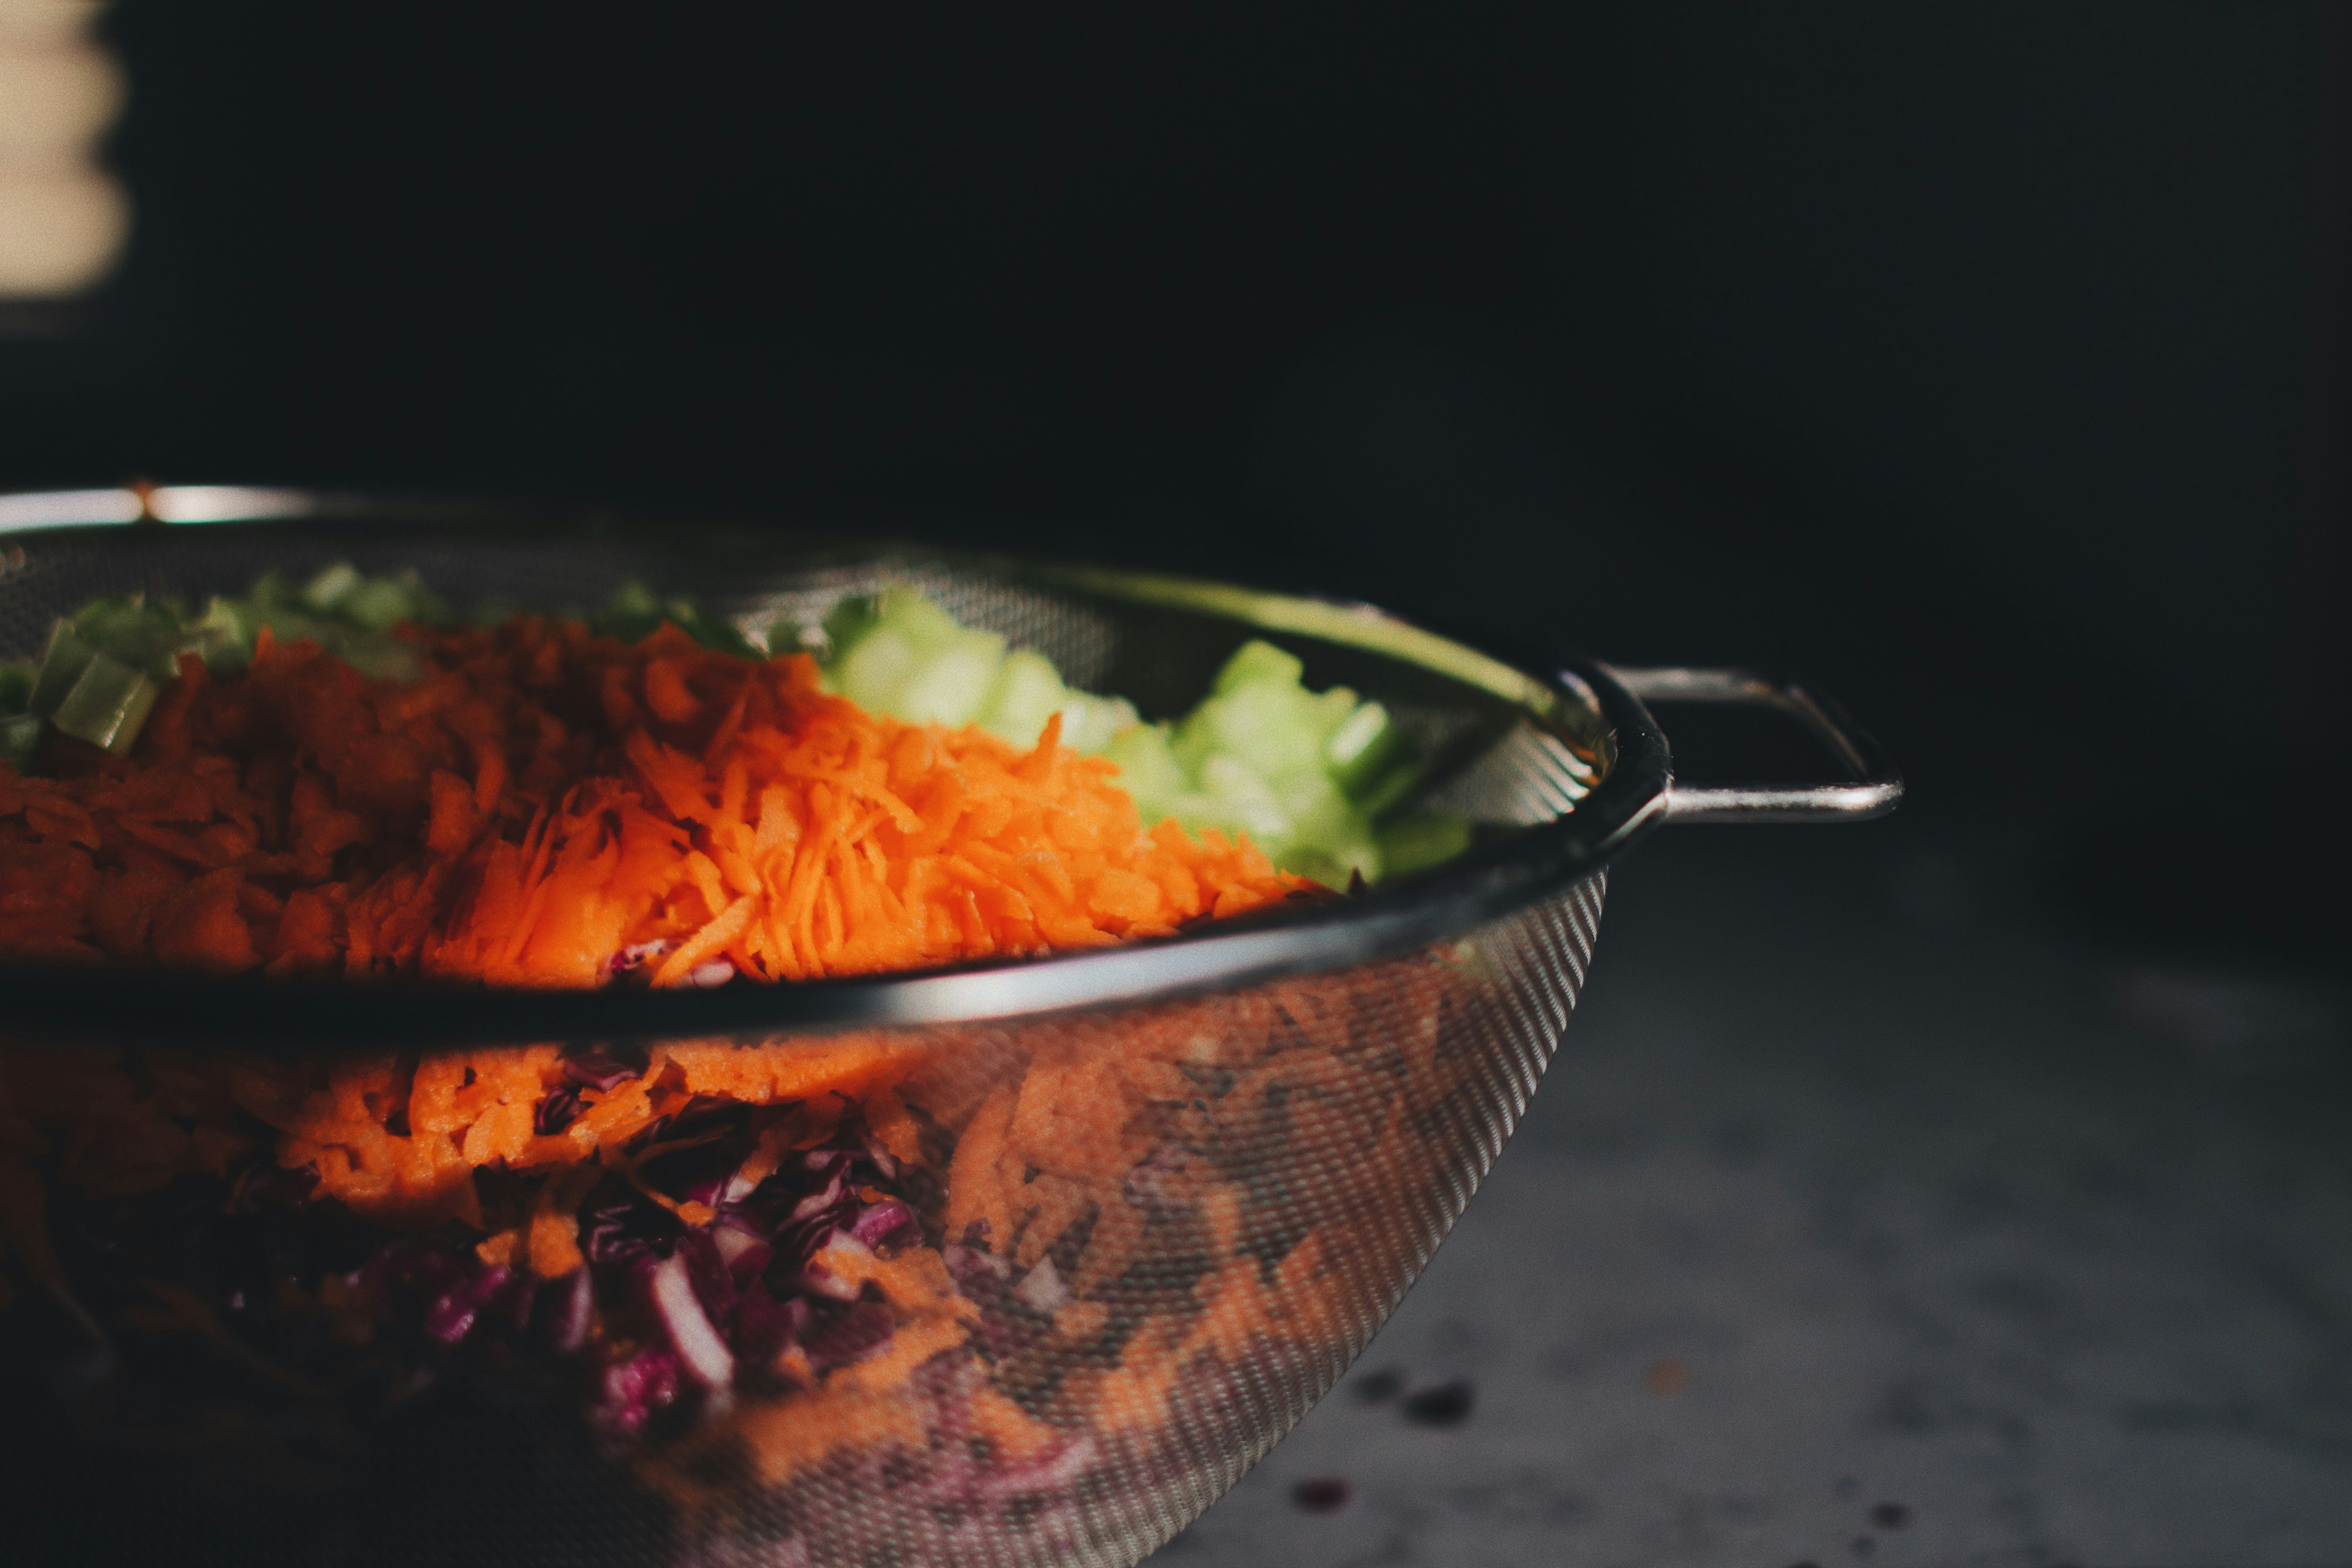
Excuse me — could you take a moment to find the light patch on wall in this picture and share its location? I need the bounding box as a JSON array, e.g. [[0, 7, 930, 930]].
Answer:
[[0, 0, 126, 300]]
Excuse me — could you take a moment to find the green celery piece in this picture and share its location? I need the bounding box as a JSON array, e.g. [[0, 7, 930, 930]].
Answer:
[[978, 649, 1066, 746], [1376, 812, 1473, 877], [28, 619, 98, 717], [0, 659, 34, 717], [1306, 684, 1359, 738], [1271, 768, 1363, 846], [339, 576, 420, 631], [1165, 790, 1273, 850], [1169, 698, 1218, 775], [190, 596, 258, 669], [185, 623, 252, 674], [247, 569, 297, 609], [876, 589, 968, 654], [1212, 639, 1304, 696], [1180, 680, 1327, 780], [395, 569, 450, 625], [1322, 697, 1387, 768], [608, 581, 662, 619], [1058, 693, 1139, 754], [1268, 770, 1382, 887], [895, 632, 1006, 726], [822, 591, 1138, 749], [1101, 722, 1188, 812], [326, 632, 424, 685], [1326, 699, 1404, 797], [51, 652, 159, 756], [1195, 753, 1293, 844], [819, 593, 882, 660], [301, 561, 364, 613], [832, 625, 925, 711], [594, 581, 667, 643], [1351, 757, 1422, 819], [1280, 840, 1381, 891], [72, 596, 190, 683], [1, 712, 39, 773]]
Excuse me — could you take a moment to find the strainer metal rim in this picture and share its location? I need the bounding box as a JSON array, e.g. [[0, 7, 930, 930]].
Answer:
[[0, 486, 1672, 1051]]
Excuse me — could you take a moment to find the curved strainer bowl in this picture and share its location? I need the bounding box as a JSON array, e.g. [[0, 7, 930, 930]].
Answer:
[[0, 489, 1896, 1568]]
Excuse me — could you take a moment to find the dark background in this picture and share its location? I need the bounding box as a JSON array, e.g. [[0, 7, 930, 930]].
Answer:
[[4, 2, 2345, 964]]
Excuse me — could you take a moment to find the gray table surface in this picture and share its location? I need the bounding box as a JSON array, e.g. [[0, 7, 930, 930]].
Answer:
[[1155, 824, 2352, 1568]]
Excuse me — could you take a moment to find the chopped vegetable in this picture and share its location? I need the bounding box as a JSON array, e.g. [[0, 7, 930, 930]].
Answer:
[[1117, 640, 1429, 890], [820, 590, 1467, 888], [47, 650, 159, 756], [2, 564, 452, 769], [0, 658, 37, 773], [821, 588, 1140, 752], [26, 617, 98, 715]]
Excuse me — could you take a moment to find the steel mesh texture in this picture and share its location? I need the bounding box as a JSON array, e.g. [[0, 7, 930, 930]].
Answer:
[[0, 523, 1606, 1568]]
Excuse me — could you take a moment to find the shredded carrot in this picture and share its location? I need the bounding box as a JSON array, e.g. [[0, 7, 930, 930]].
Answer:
[[0, 621, 1305, 985]]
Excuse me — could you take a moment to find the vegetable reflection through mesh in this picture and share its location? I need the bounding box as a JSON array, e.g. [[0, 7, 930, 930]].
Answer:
[[0, 932, 1509, 1565]]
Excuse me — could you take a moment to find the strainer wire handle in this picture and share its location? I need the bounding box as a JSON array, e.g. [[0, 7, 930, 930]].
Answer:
[[1601, 665, 1903, 824]]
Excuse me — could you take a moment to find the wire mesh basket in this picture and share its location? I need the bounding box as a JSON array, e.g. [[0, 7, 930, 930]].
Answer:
[[0, 489, 1897, 1568]]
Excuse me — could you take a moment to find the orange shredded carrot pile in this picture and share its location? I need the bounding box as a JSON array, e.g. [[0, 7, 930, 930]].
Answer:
[[0, 616, 1307, 983]]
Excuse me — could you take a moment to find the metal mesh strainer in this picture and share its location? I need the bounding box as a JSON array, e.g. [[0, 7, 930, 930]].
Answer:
[[0, 489, 1898, 1568]]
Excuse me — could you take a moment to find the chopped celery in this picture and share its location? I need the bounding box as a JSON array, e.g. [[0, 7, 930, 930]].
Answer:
[[1058, 693, 1139, 754], [1283, 842, 1381, 892], [813, 594, 1469, 888], [874, 591, 968, 653], [1196, 754, 1292, 842], [1324, 698, 1403, 797], [1176, 680, 1329, 780], [0, 713, 38, 773], [300, 561, 363, 613], [74, 595, 197, 682], [1212, 638, 1303, 695], [339, 575, 422, 631], [832, 627, 926, 713], [1102, 723, 1191, 806], [28, 619, 98, 717], [894, 633, 1005, 726], [189, 597, 257, 672], [825, 588, 1119, 743], [596, 580, 666, 642], [400, 570, 451, 626], [979, 649, 1066, 746], [1350, 758, 1423, 820], [247, 569, 297, 609], [50, 652, 159, 756], [0, 659, 34, 716]]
